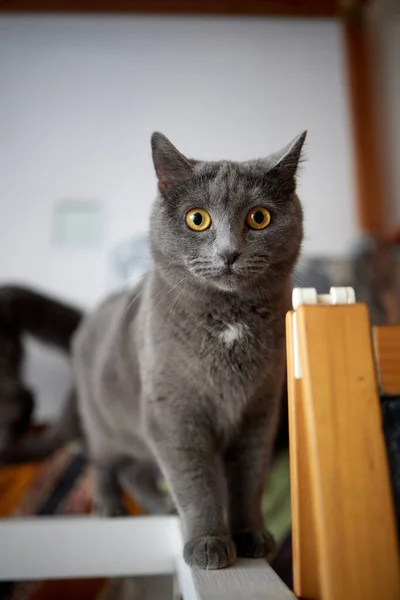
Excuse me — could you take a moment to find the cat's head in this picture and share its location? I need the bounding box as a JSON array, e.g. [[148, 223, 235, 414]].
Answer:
[[150, 132, 305, 293]]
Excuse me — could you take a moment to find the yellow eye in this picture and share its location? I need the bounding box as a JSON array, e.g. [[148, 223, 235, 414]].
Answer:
[[186, 208, 212, 232], [246, 206, 271, 230]]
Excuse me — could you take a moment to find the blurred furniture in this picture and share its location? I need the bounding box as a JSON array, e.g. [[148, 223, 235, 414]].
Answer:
[[286, 287, 400, 600], [0, 0, 357, 16], [2, 287, 399, 599]]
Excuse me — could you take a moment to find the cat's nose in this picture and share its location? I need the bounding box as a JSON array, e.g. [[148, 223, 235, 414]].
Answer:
[[219, 251, 240, 266]]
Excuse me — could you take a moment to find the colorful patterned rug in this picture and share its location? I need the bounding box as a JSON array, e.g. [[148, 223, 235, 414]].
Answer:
[[0, 446, 292, 599]]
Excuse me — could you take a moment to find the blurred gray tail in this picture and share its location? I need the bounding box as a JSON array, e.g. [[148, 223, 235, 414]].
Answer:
[[0, 390, 82, 464], [0, 285, 83, 351]]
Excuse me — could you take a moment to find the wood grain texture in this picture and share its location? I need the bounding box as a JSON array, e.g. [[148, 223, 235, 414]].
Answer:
[[297, 304, 400, 600], [373, 326, 400, 395], [286, 311, 320, 600], [0, 0, 337, 14]]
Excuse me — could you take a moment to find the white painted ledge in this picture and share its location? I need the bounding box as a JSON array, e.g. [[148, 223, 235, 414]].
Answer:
[[174, 554, 295, 600], [0, 516, 176, 579], [0, 516, 295, 599]]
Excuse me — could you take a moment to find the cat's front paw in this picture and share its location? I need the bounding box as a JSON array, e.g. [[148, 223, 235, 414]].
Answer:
[[233, 529, 276, 560], [183, 535, 236, 570]]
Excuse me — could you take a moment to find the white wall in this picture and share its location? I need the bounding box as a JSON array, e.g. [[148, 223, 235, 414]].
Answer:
[[0, 15, 357, 308], [0, 16, 357, 419]]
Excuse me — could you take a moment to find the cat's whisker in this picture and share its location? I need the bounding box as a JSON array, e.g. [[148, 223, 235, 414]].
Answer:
[[119, 265, 184, 322], [162, 277, 190, 325], [267, 263, 306, 288], [193, 270, 215, 277], [152, 275, 189, 326], [145, 275, 189, 332], [291, 273, 307, 287], [122, 264, 181, 291]]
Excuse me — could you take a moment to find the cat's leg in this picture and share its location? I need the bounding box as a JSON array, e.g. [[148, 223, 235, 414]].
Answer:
[[73, 355, 125, 517], [224, 406, 279, 560], [148, 416, 235, 570], [92, 461, 127, 517], [118, 460, 175, 515]]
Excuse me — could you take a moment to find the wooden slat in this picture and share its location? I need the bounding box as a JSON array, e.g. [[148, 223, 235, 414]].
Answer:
[[0, 0, 337, 15], [342, 10, 387, 234], [374, 326, 400, 395], [286, 311, 320, 600], [297, 304, 400, 600]]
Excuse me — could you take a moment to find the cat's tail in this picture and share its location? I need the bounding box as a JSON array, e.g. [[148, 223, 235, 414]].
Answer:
[[0, 284, 83, 351], [0, 390, 82, 465]]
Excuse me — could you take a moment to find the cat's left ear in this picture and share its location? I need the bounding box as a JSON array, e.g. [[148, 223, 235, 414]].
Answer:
[[270, 131, 307, 178], [151, 132, 193, 191]]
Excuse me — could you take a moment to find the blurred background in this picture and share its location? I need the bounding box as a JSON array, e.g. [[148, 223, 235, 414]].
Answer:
[[0, 1, 398, 419], [0, 2, 399, 595], [0, 15, 359, 303]]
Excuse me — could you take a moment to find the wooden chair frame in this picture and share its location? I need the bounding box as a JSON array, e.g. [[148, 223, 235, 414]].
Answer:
[[287, 288, 400, 600], [1, 288, 399, 599]]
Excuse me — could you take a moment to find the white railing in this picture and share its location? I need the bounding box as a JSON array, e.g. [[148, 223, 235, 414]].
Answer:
[[0, 516, 295, 599]]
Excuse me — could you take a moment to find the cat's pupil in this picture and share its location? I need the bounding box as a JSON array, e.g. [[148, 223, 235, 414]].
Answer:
[[253, 210, 264, 224], [192, 212, 203, 226]]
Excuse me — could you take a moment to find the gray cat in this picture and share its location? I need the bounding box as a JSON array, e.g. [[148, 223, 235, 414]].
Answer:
[[71, 131, 306, 569]]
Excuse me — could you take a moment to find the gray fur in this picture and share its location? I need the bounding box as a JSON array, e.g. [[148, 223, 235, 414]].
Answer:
[[72, 131, 306, 569]]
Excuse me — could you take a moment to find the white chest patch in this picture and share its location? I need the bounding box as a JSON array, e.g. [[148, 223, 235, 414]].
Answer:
[[219, 323, 249, 347]]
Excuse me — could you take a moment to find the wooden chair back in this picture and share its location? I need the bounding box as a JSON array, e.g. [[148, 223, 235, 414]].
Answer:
[[286, 288, 400, 600]]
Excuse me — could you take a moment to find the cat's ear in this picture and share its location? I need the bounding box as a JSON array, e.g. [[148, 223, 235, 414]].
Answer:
[[270, 131, 307, 178], [151, 132, 193, 190]]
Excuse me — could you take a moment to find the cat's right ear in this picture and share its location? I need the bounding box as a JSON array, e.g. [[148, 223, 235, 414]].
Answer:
[[151, 133, 193, 191]]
